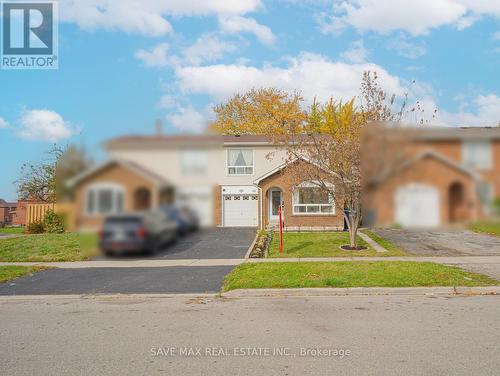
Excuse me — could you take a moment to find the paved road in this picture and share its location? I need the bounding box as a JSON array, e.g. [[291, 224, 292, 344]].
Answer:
[[0, 266, 235, 295], [1, 294, 499, 375], [375, 228, 500, 256], [97, 227, 256, 260]]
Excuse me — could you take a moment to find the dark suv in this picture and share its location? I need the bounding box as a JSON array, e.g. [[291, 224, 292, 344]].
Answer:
[[99, 211, 178, 256]]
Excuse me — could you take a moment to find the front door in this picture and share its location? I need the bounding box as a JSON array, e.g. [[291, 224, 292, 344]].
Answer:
[[269, 189, 282, 221]]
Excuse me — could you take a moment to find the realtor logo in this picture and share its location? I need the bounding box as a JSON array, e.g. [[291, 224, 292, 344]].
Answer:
[[1, 1, 58, 69]]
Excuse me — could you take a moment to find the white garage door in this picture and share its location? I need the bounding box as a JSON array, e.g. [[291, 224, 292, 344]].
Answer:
[[176, 187, 212, 227], [395, 184, 440, 228], [223, 194, 258, 227]]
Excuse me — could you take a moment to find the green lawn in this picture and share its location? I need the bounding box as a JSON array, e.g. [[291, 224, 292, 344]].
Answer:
[[0, 227, 24, 235], [361, 229, 406, 255], [222, 261, 499, 291], [0, 265, 46, 283], [267, 231, 403, 258], [0, 233, 98, 262], [471, 220, 500, 236]]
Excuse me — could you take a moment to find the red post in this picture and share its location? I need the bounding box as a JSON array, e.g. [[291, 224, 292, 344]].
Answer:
[[279, 204, 283, 253]]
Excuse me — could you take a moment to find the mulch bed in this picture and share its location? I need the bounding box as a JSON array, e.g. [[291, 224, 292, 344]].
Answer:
[[340, 245, 368, 251]]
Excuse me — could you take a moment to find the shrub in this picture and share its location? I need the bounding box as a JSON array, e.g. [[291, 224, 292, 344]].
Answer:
[[27, 221, 45, 234], [43, 210, 66, 233]]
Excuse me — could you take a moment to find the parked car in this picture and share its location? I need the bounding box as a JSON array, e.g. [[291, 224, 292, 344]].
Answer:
[[160, 205, 199, 235], [99, 211, 177, 256]]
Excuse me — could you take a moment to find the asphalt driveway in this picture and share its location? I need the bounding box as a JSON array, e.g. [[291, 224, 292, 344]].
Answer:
[[375, 228, 500, 256], [0, 228, 256, 295], [97, 227, 256, 260], [0, 266, 234, 295]]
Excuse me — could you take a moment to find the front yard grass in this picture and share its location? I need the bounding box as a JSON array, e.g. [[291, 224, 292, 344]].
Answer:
[[222, 261, 499, 291], [361, 229, 406, 255], [267, 231, 404, 258], [470, 220, 500, 236], [0, 233, 98, 262], [0, 265, 46, 283], [0, 227, 24, 235]]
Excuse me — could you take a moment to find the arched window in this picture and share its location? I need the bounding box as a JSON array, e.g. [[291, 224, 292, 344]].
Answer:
[[85, 183, 125, 216]]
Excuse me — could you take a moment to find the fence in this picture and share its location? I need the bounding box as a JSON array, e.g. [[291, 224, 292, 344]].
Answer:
[[25, 203, 55, 225], [25, 203, 76, 231]]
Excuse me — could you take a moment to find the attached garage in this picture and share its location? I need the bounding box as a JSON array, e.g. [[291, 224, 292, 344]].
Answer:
[[176, 186, 212, 227], [222, 186, 258, 227], [395, 184, 440, 228]]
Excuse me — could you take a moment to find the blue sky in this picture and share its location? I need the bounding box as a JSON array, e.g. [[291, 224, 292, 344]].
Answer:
[[1, 0, 499, 201]]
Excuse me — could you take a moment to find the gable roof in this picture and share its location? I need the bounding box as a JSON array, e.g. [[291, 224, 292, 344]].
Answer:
[[253, 156, 337, 185], [372, 149, 480, 185], [67, 159, 171, 188]]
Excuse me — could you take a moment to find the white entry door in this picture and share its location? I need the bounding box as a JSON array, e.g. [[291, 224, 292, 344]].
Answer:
[[395, 184, 440, 228], [223, 194, 258, 227], [269, 189, 282, 221]]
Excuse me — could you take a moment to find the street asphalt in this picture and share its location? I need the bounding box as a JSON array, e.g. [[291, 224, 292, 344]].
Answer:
[[1, 293, 499, 375]]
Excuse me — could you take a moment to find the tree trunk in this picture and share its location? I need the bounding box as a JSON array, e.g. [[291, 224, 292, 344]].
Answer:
[[349, 217, 358, 248]]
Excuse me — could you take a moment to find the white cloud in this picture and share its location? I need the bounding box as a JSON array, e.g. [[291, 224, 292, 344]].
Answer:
[[439, 94, 500, 126], [0, 117, 8, 129], [218, 16, 276, 45], [182, 34, 236, 65], [60, 0, 263, 36], [18, 110, 74, 142], [493, 31, 500, 40], [158, 95, 178, 109], [135, 43, 170, 68], [387, 34, 427, 59], [166, 106, 207, 132], [340, 40, 369, 63], [175, 52, 404, 102], [319, 0, 500, 36]]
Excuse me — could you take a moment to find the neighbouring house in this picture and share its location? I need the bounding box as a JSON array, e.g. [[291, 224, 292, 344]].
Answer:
[[68, 126, 500, 231], [0, 199, 17, 225], [364, 126, 500, 227]]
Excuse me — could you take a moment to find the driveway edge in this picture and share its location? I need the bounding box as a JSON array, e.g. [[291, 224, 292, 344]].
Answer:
[[244, 232, 259, 259], [221, 286, 500, 298]]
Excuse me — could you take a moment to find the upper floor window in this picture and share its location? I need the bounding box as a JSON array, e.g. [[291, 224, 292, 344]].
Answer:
[[227, 149, 254, 175], [85, 183, 124, 216], [180, 150, 208, 175], [462, 140, 492, 170]]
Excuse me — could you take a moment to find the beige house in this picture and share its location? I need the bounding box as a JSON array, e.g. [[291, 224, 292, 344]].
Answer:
[[69, 134, 343, 231], [69, 127, 500, 231]]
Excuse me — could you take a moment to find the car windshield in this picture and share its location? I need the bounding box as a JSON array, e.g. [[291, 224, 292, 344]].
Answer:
[[105, 217, 142, 225]]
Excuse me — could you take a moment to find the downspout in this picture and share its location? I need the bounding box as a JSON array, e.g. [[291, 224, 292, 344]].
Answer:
[[255, 185, 263, 230]]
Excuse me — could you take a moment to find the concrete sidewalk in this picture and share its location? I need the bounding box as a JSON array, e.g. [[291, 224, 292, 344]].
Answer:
[[2, 255, 500, 268]]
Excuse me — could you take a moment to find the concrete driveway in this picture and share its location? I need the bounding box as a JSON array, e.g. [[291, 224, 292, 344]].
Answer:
[[375, 228, 500, 256]]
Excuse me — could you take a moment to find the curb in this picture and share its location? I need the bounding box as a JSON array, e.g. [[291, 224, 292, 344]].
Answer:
[[0, 293, 219, 301], [221, 286, 500, 298], [244, 232, 259, 259]]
